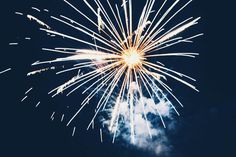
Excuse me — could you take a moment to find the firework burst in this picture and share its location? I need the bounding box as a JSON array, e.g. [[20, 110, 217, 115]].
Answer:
[[22, 0, 202, 144]]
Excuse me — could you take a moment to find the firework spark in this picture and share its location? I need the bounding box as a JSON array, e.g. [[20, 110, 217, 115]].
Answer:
[[23, 0, 202, 144]]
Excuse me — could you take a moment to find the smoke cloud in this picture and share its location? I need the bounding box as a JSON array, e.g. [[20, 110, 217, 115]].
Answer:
[[102, 82, 176, 156]]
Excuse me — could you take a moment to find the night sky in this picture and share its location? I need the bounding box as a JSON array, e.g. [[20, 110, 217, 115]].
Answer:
[[0, 0, 235, 157]]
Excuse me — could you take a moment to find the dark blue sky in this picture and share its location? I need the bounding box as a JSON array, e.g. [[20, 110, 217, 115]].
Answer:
[[0, 0, 235, 157]]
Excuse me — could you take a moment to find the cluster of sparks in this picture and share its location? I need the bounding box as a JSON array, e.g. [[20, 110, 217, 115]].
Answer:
[[7, 0, 202, 144]]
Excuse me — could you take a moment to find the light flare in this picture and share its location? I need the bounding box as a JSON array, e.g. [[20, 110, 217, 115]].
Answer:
[[122, 47, 143, 68]]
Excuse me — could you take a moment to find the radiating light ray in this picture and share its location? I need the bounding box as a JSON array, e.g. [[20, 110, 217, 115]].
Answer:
[[138, 67, 180, 115], [63, 0, 116, 43], [142, 17, 200, 52], [138, 0, 180, 49], [148, 33, 203, 54], [133, 68, 152, 138], [65, 62, 122, 97], [95, 0, 123, 45], [40, 28, 118, 54], [106, 0, 125, 42], [50, 15, 122, 52], [59, 15, 123, 50], [86, 66, 127, 130], [83, 0, 127, 48], [145, 52, 199, 58]]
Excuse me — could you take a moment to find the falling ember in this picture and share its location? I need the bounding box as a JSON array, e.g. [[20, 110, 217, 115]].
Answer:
[[21, 96, 28, 102], [72, 127, 76, 136], [51, 112, 56, 121], [25, 87, 33, 95], [27, 15, 51, 29], [31, 7, 41, 12], [15, 12, 23, 16], [61, 114, 65, 122], [43, 9, 49, 12], [0, 68, 12, 75], [35, 101, 41, 108], [25, 37, 31, 40], [9, 43, 18, 46], [100, 129, 103, 143], [17, 0, 202, 145]]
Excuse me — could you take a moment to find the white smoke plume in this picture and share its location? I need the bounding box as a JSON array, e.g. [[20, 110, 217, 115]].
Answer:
[[101, 82, 176, 156]]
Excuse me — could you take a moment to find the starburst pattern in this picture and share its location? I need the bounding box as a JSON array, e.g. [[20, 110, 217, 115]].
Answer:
[[26, 0, 202, 143]]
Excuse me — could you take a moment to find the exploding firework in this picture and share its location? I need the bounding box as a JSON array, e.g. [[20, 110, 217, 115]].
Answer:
[[15, 0, 202, 145]]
